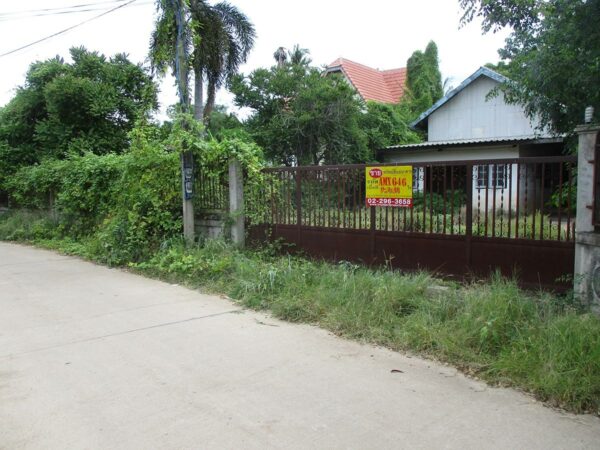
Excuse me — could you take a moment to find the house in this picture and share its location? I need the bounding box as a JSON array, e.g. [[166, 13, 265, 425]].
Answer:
[[380, 66, 565, 212], [325, 58, 407, 104]]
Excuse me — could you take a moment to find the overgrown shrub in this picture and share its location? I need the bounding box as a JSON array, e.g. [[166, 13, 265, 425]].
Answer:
[[4, 123, 182, 262]]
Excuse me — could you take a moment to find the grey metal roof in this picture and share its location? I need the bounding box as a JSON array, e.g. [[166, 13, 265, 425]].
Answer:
[[385, 135, 563, 151], [410, 66, 509, 129]]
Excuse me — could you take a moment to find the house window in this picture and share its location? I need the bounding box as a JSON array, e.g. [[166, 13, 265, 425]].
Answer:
[[476, 164, 507, 189]]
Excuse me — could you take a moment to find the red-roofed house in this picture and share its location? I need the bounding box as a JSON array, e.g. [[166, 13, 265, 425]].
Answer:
[[325, 58, 407, 105]]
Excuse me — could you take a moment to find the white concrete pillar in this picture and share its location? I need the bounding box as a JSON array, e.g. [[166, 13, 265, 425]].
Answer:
[[229, 159, 245, 248], [574, 125, 600, 311]]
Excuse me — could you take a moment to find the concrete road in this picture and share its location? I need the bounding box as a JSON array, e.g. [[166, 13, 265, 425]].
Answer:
[[1, 242, 599, 449]]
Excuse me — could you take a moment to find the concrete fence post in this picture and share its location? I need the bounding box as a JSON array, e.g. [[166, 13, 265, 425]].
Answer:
[[229, 159, 245, 248], [573, 123, 600, 313], [181, 151, 195, 244]]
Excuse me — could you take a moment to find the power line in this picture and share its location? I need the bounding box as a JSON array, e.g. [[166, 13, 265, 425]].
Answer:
[[0, 0, 130, 16], [0, 0, 140, 58], [0, 2, 152, 22]]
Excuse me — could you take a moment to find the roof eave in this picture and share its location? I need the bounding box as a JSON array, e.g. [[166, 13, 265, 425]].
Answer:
[[384, 136, 564, 152]]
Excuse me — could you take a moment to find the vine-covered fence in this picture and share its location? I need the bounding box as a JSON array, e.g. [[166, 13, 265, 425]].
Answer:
[[247, 155, 577, 289]]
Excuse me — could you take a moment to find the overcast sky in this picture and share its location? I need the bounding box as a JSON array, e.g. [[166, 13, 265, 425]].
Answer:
[[0, 0, 509, 119]]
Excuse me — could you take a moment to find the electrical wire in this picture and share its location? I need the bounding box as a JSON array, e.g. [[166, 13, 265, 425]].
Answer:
[[0, 2, 152, 22], [0, 0, 131, 16], [0, 0, 140, 58]]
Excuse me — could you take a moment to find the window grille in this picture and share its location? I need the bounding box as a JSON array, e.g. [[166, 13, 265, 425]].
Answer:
[[477, 164, 507, 189]]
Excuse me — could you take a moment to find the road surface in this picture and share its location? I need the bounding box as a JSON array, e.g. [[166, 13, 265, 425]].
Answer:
[[1, 242, 599, 449]]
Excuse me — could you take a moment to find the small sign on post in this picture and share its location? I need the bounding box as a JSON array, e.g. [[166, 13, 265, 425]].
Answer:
[[180, 151, 195, 243], [182, 153, 194, 200], [365, 166, 413, 207]]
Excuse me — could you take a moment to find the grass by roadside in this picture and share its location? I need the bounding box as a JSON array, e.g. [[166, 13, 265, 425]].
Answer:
[[1, 209, 599, 415]]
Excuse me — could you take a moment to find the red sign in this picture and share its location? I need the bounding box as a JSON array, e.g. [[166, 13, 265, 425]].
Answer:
[[366, 198, 413, 207], [369, 168, 383, 178]]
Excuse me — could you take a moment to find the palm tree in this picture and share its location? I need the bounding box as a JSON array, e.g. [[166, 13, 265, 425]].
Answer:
[[287, 45, 311, 67], [273, 46, 287, 68], [149, 0, 255, 122], [191, 1, 255, 121], [150, 0, 193, 112]]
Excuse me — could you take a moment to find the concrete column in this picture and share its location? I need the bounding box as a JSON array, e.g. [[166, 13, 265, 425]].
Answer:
[[574, 126, 600, 233], [229, 159, 245, 248], [574, 125, 600, 312], [181, 151, 195, 244]]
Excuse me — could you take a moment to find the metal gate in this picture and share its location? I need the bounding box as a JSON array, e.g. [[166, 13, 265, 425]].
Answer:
[[247, 156, 576, 290]]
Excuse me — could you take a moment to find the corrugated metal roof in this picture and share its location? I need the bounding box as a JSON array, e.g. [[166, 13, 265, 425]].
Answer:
[[385, 135, 563, 151]]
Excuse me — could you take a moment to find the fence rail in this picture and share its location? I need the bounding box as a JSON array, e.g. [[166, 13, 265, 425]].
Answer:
[[194, 167, 228, 211]]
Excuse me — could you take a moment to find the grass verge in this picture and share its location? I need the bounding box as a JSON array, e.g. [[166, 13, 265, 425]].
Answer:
[[1, 209, 599, 415]]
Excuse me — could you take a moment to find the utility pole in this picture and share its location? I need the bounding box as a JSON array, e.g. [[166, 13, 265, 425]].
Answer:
[[170, 0, 195, 243]]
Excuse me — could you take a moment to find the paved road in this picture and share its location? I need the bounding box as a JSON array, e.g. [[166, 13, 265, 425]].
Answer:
[[1, 242, 599, 449]]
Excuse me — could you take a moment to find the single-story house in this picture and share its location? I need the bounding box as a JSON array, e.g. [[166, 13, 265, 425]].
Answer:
[[379, 66, 565, 212], [325, 58, 407, 104]]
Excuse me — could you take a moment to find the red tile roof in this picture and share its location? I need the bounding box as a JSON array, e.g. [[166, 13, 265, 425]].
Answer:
[[326, 58, 407, 104]]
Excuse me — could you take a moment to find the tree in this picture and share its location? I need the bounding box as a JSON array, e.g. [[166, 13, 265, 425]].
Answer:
[[230, 55, 369, 165], [273, 45, 311, 68], [150, 0, 255, 122], [273, 47, 287, 68], [460, 0, 600, 133], [287, 44, 312, 67], [206, 105, 245, 139], [0, 47, 158, 176], [404, 41, 444, 118], [359, 102, 421, 152]]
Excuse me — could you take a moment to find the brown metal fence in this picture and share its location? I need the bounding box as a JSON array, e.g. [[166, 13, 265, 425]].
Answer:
[[248, 156, 577, 289], [194, 167, 228, 211]]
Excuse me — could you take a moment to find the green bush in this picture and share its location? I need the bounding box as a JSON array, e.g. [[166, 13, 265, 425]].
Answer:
[[0, 210, 61, 241], [412, 190, 466, 215], [4, 123, 182, 263]]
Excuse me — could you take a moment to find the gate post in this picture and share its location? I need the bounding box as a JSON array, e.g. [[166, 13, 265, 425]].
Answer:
[[181, 151, 195, 244], [229, 159, 245, 248], [296, 169, 302, 246], [465, 163, 473, 269], [574, 111, 600, 312]]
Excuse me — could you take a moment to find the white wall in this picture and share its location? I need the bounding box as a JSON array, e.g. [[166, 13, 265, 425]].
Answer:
[[384, 145, 521, 212], [427, 77, 545, 141]]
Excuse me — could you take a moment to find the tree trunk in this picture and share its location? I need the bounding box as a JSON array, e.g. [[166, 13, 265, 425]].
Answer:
[[203, 78, 216, 124], [172, 0, 189, 111], [194, 65, 204, 121]]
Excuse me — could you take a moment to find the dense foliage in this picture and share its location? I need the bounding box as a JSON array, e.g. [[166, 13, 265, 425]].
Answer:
[[460, 0, 600, 133], [230, 61, 369, 165], [359, 102, 421, 153], [0, 47, 158, 191], [3, 117, 265, 263], [404, 41, 444, 118], [230, 47, 421, 165]]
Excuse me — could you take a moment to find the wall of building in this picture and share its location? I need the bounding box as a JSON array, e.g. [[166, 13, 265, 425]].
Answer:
[[427, 77, 543, 141], [383, 145, 523, 212]]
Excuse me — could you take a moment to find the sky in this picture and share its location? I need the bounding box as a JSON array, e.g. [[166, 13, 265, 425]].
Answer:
[[0, 0, 510, 120]]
